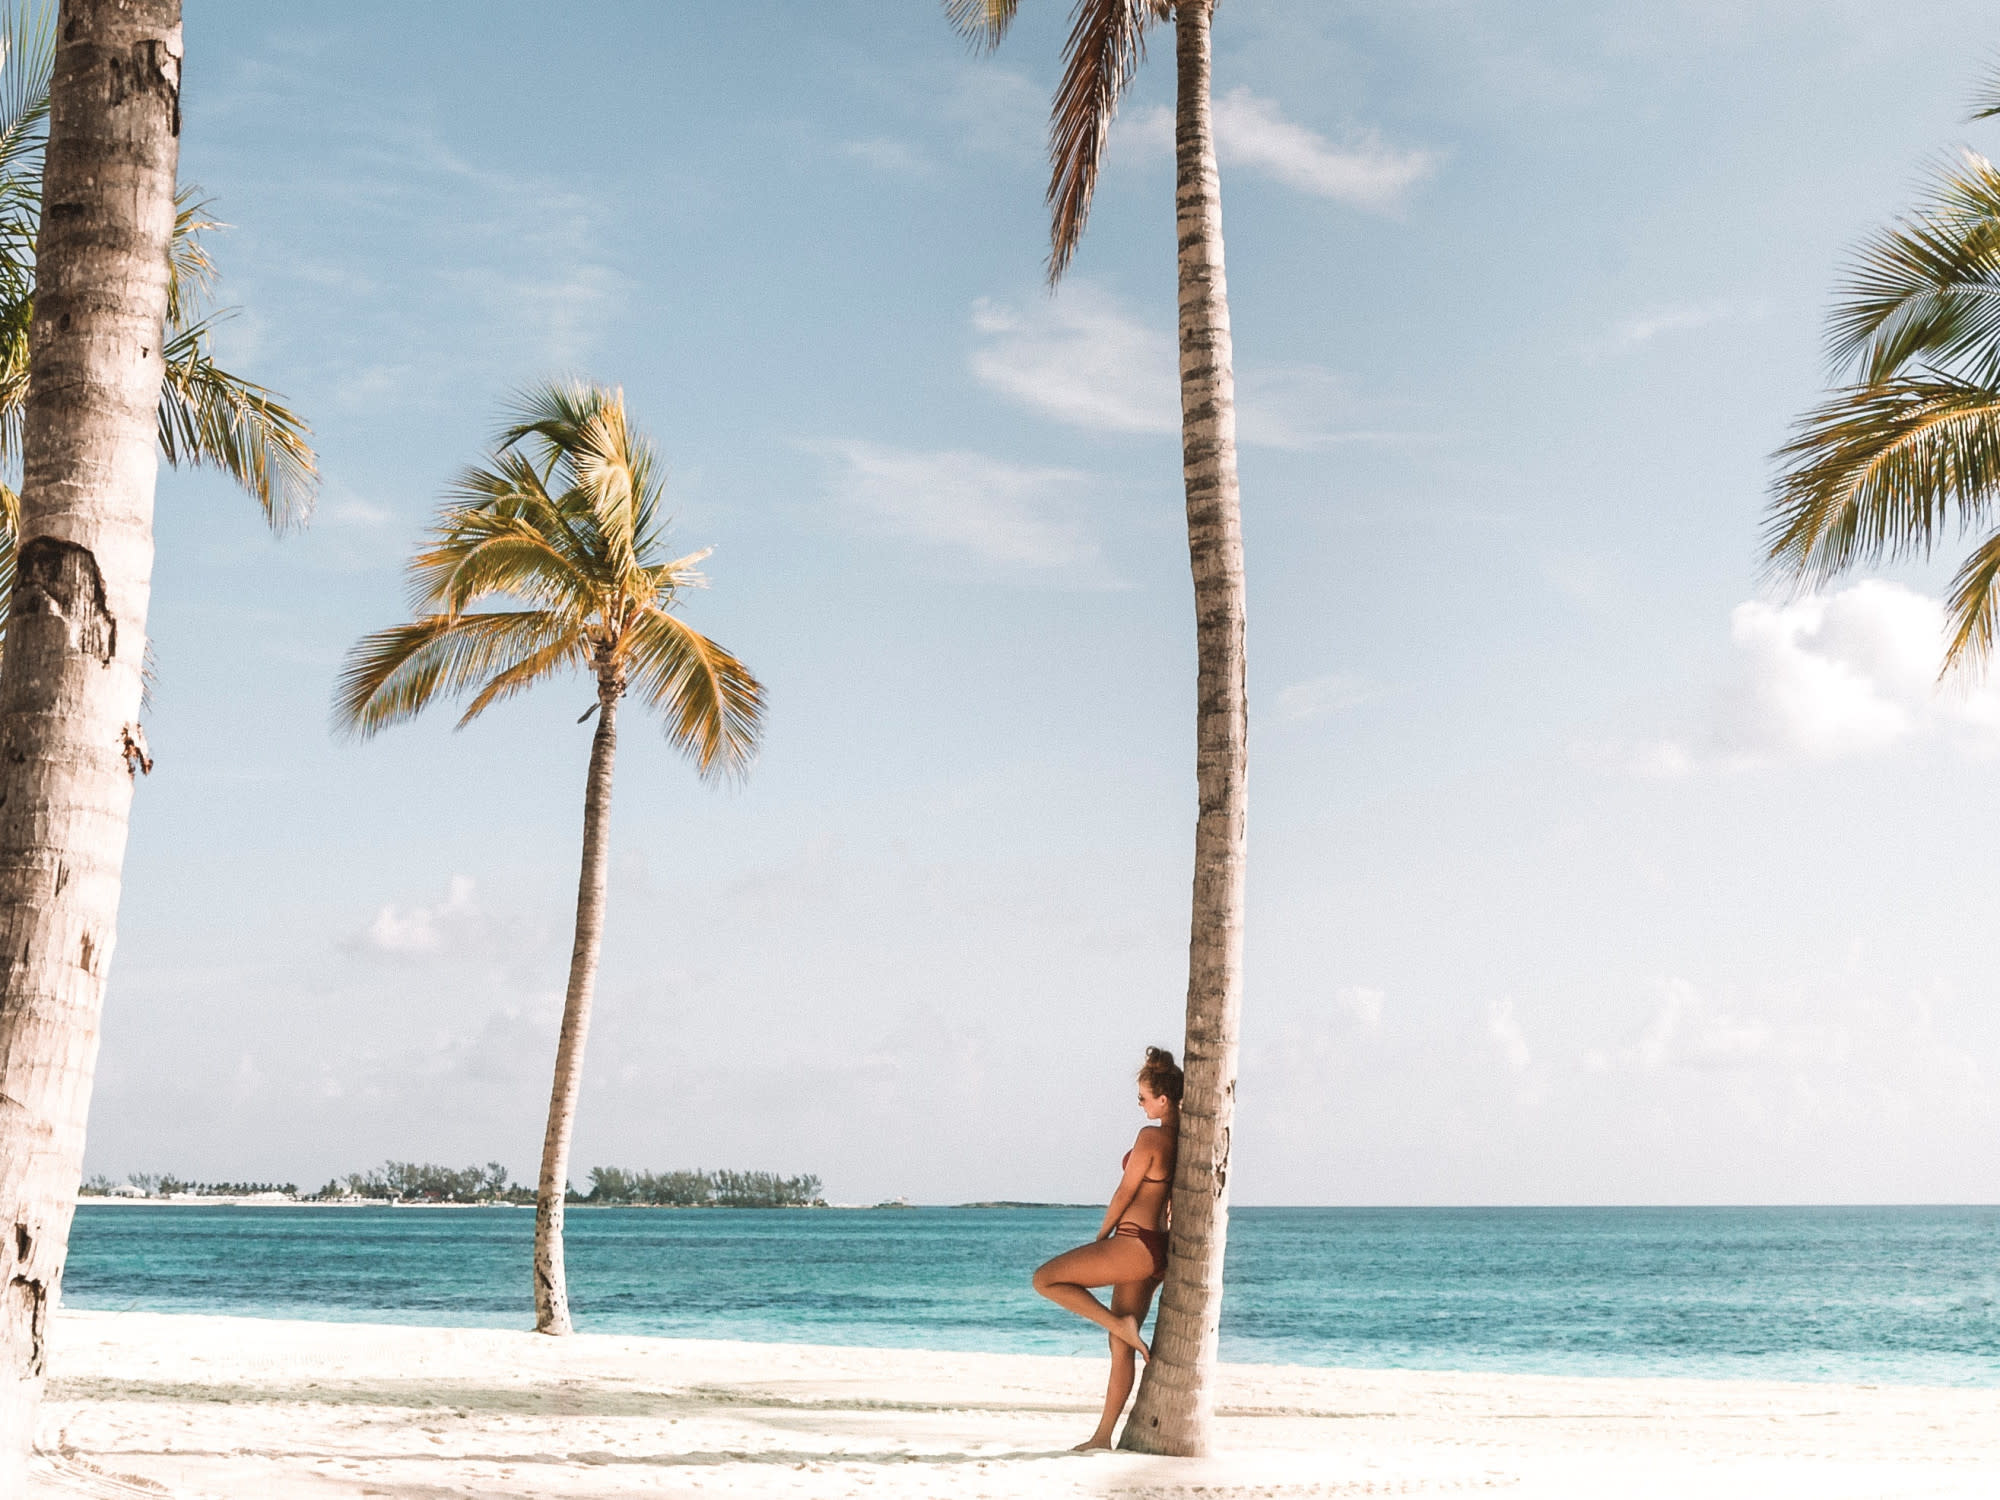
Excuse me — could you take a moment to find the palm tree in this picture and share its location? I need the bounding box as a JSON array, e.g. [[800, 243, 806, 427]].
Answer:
[[0, 0, 186, 1484], [0, 11, 315, 631], [1767, 83, 2000, 667], [946, 0, 1246, 1456], [335, 381, 764, 1335]]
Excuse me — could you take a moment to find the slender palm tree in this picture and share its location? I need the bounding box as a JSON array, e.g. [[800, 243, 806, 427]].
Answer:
[[335, 381, 764, 1335], [1767, 83, 2000, 666], [947, 0, 1246, 1456], [0, 0, 185, 1483]]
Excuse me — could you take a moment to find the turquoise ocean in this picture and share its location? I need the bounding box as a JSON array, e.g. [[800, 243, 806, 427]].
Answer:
[[64, 1204, 2000, 1386]]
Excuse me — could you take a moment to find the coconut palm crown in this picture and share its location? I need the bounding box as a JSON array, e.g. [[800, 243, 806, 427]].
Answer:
[[333, 381, 762, 760], [335, 381, 764, 1337], [948, 0, 1172, 281], [1766, 83, 2000, 671]]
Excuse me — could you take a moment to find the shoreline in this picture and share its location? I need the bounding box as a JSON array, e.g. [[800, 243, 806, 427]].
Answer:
[[48, 1297, 2000, 1393], [31, 1309, 2000, 1498]]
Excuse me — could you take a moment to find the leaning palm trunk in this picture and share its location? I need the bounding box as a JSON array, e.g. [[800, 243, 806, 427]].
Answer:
[[1120, 0, 1245, 1457], [534, 666, 621, 1334], [0, 0, 181, 1481]]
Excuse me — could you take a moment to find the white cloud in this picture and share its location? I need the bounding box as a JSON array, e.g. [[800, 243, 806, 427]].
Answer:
[[842, 137, 930, 175], [970, 288, 1396, 447], [1487, 998, 1533, 1070], [1583, 977, 1984, 1118], [1336, 985, 1385, 1029], [970, 286, 1178, 435], [1276, 672, 1372, 722], [817, 439, 1116, 585], [1618, 581, 2000, 774], [1586, 299, 1771, 359], [1627, 978, 1773, 1071], [1212, 89, 1438, 210], [362, 875, 478, 955], [1129, 91, 1437, 211]]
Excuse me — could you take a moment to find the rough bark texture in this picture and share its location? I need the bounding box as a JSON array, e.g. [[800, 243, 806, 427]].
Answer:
[[0, 0, 180, 1482], [533, 669, 620, 1335], [1119, 0, 1245, 1459]]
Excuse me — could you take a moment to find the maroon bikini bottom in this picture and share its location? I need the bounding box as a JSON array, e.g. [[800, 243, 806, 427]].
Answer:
[[1115, 1223, 1168, 1280]]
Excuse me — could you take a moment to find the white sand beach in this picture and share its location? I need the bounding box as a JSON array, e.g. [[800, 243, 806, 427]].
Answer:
[[26, 1309, 2000, 1499]]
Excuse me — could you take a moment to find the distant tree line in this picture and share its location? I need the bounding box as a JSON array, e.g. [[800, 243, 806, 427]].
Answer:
[[586, 1167, 823, 1208], [80, 1174, 299, 1197], [318, 1161, 529, 1204], [80, 1161, 825, 1208]]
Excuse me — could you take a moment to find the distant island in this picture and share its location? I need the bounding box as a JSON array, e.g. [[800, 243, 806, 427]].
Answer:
[[80, 1161, 824, 1208]]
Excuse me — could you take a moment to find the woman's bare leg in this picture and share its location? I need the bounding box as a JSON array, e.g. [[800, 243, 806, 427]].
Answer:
[[1076, 1277, 1157, 1450], [1032, 1239, 1154, 1358]]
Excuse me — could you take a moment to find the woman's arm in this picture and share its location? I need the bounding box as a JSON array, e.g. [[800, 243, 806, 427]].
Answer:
[[1095, 1132, 1157, 1240]]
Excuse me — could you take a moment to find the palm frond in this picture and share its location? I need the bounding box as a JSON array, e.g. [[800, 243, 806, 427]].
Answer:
[[1972, 64, 2000, 122], [1765, 375, 2000, 583], [1943, 525, 2000, 670], [1048, 0, 1163, 281], [166, 187, 222, 332], [453, 634, 586, 725], [944, 0, 1020, 50], [410, 502, 597, 618], [621, 606, 765, 781], [0, 2, 51, 191], [0, 278, 31, 463], [1829, 150, 2000, 383], [157, 319, 318, 529], [333, 609, 582, 739]]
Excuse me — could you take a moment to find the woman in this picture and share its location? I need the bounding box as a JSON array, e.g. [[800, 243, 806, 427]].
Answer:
[[1032, 1046, 1182, 1451]]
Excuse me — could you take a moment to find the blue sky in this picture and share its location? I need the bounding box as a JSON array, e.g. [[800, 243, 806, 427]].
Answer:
[[82, 0, 2000, 1204]]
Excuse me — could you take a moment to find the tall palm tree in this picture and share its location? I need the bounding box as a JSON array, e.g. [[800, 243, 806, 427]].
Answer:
[[335, 381, 764, 1335], [947, 0, 1246, 1456], [0, 0, 185, 1484], [1767, 84, 2000, 666]]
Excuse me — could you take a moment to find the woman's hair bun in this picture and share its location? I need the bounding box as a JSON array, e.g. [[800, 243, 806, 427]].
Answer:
[[1138, 1045, 1185, 1103]]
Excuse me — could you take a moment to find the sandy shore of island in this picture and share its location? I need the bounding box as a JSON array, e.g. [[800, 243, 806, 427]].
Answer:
[[27, 1309, 2000, 1499]]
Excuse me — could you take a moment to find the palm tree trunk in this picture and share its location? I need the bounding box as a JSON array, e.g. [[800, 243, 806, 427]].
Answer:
[[533, 673, 620, 1334], [1119, 0, 1246, 1459], [0, 1, 181, 1483]]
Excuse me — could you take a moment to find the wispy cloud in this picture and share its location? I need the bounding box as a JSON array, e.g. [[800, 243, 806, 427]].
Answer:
[[1276, 672, 1372, 722], [1336, 985, 1386, 1030], [971, 286, 1405, 447], [1128, 89, 1437, 211], [1586, 299, 1771, 359], [1213, 89, 1438, 209], [1487, 998, 1533, 1070], [816, 439, 1119, 587], [841, 137, 931, 175], [970, 286, 1178, 435]]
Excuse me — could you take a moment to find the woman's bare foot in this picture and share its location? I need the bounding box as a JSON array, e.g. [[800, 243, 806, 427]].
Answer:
[[1110, 1313, 1149, 1361], [1072, 1436, 1113, 1452]]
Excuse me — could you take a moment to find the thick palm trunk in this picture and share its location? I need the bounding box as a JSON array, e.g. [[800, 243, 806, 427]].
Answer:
[[533, 675, 619, 1334], [0, 1, 180, 1482], [1120, 0, 1245, 1459]]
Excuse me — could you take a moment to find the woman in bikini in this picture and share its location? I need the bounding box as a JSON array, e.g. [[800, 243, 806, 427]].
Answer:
[[1032, 1046, 1182, 1451]]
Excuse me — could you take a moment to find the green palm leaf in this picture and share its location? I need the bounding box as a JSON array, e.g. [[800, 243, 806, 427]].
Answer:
[[1767, 83, 2000, 679], [623, 605, 763, 780], [334, 610, 585, 738], [1768, 376, 2000, 587], [156, 316, 316, 531]]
